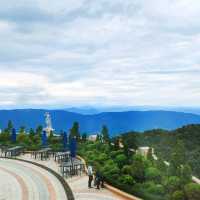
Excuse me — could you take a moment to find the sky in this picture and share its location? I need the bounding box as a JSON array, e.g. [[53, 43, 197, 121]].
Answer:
[[0, 0, 200, 108]]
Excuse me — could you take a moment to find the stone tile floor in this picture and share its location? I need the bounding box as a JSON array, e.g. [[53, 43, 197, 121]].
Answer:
[[19, 154, 127, 200], [0, 158, 66, 200]]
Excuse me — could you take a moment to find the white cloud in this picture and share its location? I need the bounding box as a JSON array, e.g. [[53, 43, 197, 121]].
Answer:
[[0, 0, 200, 108]]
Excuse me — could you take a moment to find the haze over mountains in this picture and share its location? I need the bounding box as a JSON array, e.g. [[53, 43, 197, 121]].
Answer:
[[0, 109, 200, 135], [65, 106, 200, 115]]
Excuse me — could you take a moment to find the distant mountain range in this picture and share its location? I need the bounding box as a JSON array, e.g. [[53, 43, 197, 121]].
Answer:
[[0, 109, 200, 136], [65, 106, 200, 115]]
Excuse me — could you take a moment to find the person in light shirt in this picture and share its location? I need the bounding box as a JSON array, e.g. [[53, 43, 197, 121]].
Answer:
[[87, 165, 93, 188]]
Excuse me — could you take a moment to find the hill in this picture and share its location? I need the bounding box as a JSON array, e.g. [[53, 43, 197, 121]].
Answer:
[[121, 124, 200, 178], [0, 109, 200, 135]]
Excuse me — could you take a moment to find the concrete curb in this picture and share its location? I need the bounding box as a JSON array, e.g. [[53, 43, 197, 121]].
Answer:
[[104, 184, 142, 200], [0, 157, 75, 200]]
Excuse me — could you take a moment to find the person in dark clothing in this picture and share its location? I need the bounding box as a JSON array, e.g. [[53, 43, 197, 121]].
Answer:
[[100, 175, 104, 188], [95, 171, 101, 189], [88, 175, 93, 188]]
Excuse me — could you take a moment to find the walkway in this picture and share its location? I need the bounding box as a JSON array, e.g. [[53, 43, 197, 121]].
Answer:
[[0, 158, 67, 200], [19, 154, 128, 200]]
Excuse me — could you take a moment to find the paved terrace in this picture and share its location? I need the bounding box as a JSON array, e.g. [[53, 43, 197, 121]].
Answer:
[[0, 158, 67, 200], [18, 154, 128, 200]]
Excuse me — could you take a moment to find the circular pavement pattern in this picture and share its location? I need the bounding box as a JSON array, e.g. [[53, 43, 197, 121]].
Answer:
[[0, 158, 67, 200]]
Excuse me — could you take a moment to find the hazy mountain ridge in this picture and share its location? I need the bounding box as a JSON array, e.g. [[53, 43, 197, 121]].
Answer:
[[64, 106, 200, 115], [0, 109, 200, 135]]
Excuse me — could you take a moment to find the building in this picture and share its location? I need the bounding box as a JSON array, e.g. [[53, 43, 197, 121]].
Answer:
[[137, 147, 154, 158], [88, 134, 98, 141]]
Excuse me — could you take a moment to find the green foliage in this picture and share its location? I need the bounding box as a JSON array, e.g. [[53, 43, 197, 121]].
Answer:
[[145, 167, 161, 183], [17, 132, 29, 144], [36, 125, 43, 136], [135, 125, 200, 178], [180, 164, 192, 185], [121, 132, 138, 150], [165, 176, 181, 194], [114, 154, 127, 168], [122, 165, 132, 174], [169, 141, 187, 176], [171, 190, 185, 200], [81, 133, 87, 142], [19, 126, 26, 134], [70, 122, 80, 140], [29, 128, 35, 140], [7, 120, 13, 132], [0, 131, 10, 142], [145, 182, 165, 195], [131, 154, 147, 182], [101, 125, 110, 143], [118, 175, 135, 185], [184, 183, 200, 200]]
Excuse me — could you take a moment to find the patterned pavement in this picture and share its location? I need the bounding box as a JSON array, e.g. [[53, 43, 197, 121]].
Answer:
[[0, 158, 67, 200], [19, 154, 128, 200]]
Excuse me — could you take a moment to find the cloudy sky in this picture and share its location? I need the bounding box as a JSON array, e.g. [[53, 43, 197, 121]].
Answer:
[[0, 0, 200, 108]]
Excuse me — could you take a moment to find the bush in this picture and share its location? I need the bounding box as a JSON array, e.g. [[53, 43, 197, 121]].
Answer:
[[118, 175, 135, 185], [110, 150, 124, 158], [131, 154, 147, 182], [115, 154, 127, 168], [144, 182, 165, 195], [145, 167, 161, 183], [171, 190, 185, 200], [184, 183, 200, 200], [165, 176, 181, 194], [122, 165, 132, 174]]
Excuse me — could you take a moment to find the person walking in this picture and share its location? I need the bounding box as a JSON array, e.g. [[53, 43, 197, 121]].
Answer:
[[87, 165, 93, 188]]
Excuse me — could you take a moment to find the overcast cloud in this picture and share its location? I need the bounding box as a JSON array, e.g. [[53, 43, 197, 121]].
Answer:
[[0, 0, 200, 108]]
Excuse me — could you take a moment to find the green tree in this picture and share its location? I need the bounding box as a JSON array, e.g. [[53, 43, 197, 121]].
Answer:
[[131, 154, 147, 182], [7, 120, 13, 133], [180, 164, 192, 185], [17, 132, 28, 144], [82, 133, 87, 142], [19, 126, 26, 134], [118, 175, 135, 185], [29, 128, 35, 141], [145, 167, 161, 183], [36, 125, 43, 136], [0, 130, 10, 142], [115, 154, 127, 168], [121, 132, 138, 151], [70, 122, 80, 140], [169, 141, 186, 176], [101, 125, 110, 143]]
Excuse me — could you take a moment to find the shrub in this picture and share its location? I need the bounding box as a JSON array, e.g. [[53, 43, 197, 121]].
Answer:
[[145, 167, 161, 183], [171, 190, 185, 200], [184, 183, 200, 200], [115, 154, 127, 168], [122, 165, 132, 174], [118, 175, 135, 185], [165, 176, 181, 194]]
